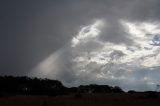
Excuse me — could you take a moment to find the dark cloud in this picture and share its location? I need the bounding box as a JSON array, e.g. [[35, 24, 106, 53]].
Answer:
[[1, 0, 160, 91], [99, 19, 133, 45], [0, 0, 92, 75]]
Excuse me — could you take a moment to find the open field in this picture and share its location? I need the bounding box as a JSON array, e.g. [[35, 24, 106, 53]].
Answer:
[[0, 93, 160, 106]]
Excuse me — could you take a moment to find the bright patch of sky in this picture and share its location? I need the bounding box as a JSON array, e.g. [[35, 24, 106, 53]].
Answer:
[[71, 19, 160, 90]]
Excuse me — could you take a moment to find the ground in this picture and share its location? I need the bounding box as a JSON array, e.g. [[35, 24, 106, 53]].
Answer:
[[0, 93, 160, 106]]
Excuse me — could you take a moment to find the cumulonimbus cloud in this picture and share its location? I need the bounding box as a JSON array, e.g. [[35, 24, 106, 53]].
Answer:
[[29, 18, 160, 91]]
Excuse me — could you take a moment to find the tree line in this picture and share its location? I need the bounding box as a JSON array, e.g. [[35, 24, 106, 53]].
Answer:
[[0, 76, 124, 96]]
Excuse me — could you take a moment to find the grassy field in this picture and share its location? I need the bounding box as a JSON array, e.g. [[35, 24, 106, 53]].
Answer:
[[0, 93, 160, 106]]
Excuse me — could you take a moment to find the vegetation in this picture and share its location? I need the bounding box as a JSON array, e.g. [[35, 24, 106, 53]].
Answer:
[[0, 76, 160, 106], [0, 76, 124, 96]]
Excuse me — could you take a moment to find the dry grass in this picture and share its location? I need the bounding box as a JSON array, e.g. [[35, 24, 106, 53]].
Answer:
[[0, 93, 160, 106]]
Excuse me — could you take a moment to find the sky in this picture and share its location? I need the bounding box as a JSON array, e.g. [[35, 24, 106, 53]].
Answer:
[[1, 0, 160, 91]]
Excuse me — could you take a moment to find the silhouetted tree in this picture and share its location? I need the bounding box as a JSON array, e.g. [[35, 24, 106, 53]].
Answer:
[[112, 86, 124, 93], [0, 75, 124, 96]]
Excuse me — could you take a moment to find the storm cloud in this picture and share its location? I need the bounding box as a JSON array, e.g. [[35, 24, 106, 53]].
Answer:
[[1, 0, 160, 91]]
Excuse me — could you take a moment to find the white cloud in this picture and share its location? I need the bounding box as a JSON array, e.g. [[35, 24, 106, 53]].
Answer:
[[71, 19, 105, 47], [31, 19, 160, 91], [70, 19, 160, 90]]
